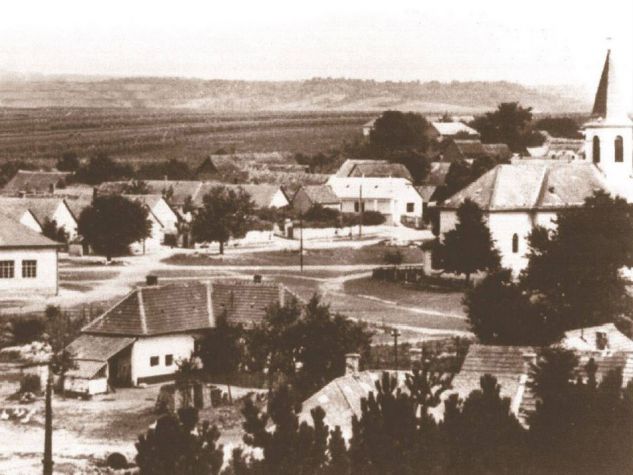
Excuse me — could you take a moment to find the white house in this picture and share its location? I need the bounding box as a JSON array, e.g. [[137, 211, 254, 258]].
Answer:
[[427, 121, 480, 142], [0, 197, 78, 240], [194, 183, 290, 209], [65, 277, 299, 394], [124, 194, 179, 248], [0, 213, 61, 298], [327, 176, 423, 226]]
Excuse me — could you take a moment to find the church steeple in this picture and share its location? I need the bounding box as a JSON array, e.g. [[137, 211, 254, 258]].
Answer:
[[590, 48, 631, 124]]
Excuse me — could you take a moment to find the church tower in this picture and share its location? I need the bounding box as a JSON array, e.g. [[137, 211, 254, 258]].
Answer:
[[584, 48, 633, 184]]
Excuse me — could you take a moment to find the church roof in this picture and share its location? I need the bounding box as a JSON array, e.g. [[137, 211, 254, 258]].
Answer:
[[440, 161, 609, 211], [589, 49, 632, 126]]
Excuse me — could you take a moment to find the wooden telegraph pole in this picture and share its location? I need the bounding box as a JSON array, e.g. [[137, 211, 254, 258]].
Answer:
[[299, 217, 304, 272], [43, 368, 53, 475], [358, 181, 363, 239], [391, 328, 401, 371]]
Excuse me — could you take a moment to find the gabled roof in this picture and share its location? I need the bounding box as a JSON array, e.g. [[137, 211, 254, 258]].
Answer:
[[335, 159, 412, 181], [298, 185, 339, 204], [0, 213, 61, 248], [431, 122, 479, 137], [561, 323, 633, 353], [66, 334, 136, 361], [441, 161, 609, 211], [2, 170, 71, 194], [64, 195, 94, 220], [82, 279, 299, 337], [193, 183, 286, 208], [328, 176, 422, 200], [0, 197, 71, 227], [446, 140, 512, 161], [142, 180, 204, 206]]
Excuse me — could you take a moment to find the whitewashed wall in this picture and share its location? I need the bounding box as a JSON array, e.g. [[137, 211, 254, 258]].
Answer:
[[130, 334, 195, 385], [0, 247, 58, 296]]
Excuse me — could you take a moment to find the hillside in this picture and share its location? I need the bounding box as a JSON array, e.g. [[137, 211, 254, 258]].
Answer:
[[0, 76, 590, 113]]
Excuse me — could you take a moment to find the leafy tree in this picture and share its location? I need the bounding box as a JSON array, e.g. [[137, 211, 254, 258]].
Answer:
[[527, 348, 633, 474], [369, 111, 429, 152], [136, 407, 224, 475], [198, 313, 243, 377], [74, 154, 134, 185], [136, 159, 193, 180], [56, 151, 80, 172], [44, 305, 79, 394], [534, 116, 581, 139], [41, 218, 68, 243], [174, 356, 203, 409], [442, 375, 527, 474], [384, 149, 431, 184], [470, 102, 544, 152], [439, 199, 500, 284], [435, 159, 473, 201], [123, 179, 151, 195], [191, 186, 255, 254], [463, 269, 556, 345], [77, 195, 151, 260], [520, 191, 633, 330]]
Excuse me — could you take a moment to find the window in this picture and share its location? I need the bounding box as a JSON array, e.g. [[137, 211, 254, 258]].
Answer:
[[165, 354, 173, 366], [615, 136, 624, 163], [150, 356, 159, 367], [0, 261, 15, 279], [592, 136, 601, 163], [22, 260, 37, 278], [354, 202, 365, 213], [406, 203, 415, 213], [512, 234, 519, 254]]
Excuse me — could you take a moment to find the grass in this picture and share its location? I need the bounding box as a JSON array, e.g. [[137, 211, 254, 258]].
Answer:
[[163, 244, 425, 267]]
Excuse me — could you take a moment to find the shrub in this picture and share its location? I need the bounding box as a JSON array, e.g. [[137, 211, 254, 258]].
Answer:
[[383, 249, 404, 265], [10, 316, 47, 345], [20, 374, 42, 394], [106, 452, 128, 470]]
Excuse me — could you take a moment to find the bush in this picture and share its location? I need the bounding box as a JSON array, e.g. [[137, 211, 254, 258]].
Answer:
[[341, 210, 385, 226], [383, 249, 404, 265], [10, 316, 47, 345], [20, 374, 41, 394], [106, 452, 128, 470]]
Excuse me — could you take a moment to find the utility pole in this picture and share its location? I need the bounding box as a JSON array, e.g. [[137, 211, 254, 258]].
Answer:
[[390, 328, 401, 371], [43, 368, 53, 475], [358, 181, 363, 239], [299, 217, 304, 272]]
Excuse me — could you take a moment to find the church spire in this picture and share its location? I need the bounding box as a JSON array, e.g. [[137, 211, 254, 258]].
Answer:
[[591, 48, 631, 123]]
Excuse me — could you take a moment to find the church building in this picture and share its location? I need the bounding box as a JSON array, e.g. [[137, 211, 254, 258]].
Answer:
[[438, 48, 632, 275]]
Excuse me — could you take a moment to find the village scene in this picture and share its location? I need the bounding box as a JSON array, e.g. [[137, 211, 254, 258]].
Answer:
[[0, 2, 632, 474]]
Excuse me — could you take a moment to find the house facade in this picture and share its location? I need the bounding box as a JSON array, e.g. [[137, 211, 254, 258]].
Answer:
[[291, 185, 341, 215], [0, 197, 78, 240], [0, 214, 61, 297]]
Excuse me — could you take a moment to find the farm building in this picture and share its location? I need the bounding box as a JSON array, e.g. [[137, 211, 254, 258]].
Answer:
[[195, 156, 246, 182], [124, 194, 180, 248], [0, 197, 78, 240], [438, 161, 609, 274], [426, 121, 480, 142], [442, 139, 512, 162], [2, 170, 71, 196], [327, 176, 423, 226], [142, 180, 204, 209], [292, 184, 340, 214], [0, 213, 62, 298], [65, 277, 300, 394], [194, 183, 290, 209], [335, 159, 413, 181], [560, 323, 633, 353]]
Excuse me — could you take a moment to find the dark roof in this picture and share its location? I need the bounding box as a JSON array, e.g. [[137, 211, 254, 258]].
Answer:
[[2, 170, 71, 194], [592, 50, 610, 117], [447, 140, 512, 161], [142, 180, 204, 206], [66, 334, 135, 361], [297, 185, 339, 204], [441, 162, 609, 211], [82, 279, 299, 336], [0, 213, 61, 248], [193, 183, 286, 208], [424, 162, 451, 186], [336, 159, 412, 181], [0, 197, 70, 226], [415, 185, 437, 202]]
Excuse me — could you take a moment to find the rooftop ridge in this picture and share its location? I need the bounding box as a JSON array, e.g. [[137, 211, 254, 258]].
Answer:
[[137, 289, 148, 335]]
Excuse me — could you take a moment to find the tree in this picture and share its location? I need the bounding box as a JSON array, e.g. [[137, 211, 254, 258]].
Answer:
[[77, 195, 151, 261], [469, 102, 544, 152], [369, 111, 429, 152], [534, 116, 581, 139], [520, 191, 633, 330], [56, 151, 80, 172], [136, 407, 224, 475], [174, 356, 202, 409], [435, 159, 473, 202], [123, 179, 151, 195], [439, 199, 500, 284], [41, 219, 68, 243], [74, 154, 134, 185], [384, 149, 431, 184], [136, 159, 193, 180], [463, 269, 556, 345], [191, 186, 255, 254]]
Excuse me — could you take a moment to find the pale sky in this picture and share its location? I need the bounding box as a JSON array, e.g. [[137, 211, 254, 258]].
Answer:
[[1, 0, 632, 93]]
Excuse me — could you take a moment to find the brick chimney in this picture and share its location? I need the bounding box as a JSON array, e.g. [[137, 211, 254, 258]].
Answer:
[[345, 353, 360, 377]]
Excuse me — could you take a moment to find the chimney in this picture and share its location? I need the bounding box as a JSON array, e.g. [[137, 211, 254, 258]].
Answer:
[[146, 275, 158, 286], [522, 351, 537, 373], [253, 274, 262, 284], [345, 353, 360, 377], [92, 186, 98, 203], [596, 331, 608, 350]]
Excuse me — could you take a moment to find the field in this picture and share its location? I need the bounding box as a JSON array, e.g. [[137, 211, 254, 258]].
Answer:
[[0, 109, 374, 165]]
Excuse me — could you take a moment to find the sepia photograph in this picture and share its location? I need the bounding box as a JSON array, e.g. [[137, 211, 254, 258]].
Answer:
[[0, 0, 632, 473]]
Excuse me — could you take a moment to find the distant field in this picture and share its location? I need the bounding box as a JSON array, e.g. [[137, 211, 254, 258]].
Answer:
[[0, 108, 374, 165]]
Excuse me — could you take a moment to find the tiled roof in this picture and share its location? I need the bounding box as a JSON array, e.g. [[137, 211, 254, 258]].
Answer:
[[431, 122, 479, 137], [66, 334, 135, 361], [441, 161, 609, 211], [448, 140, 512, 160], [298, 185, 339, 204], [67, 360, 107, 379], [2, 170, 71, 194], [335, 159, 412, 181], [193, 183, 286, 208], [82, 279, 299, 337], [300, 370, 409, 439], [0, 197, 69, 226], [415, 185, 437, 202], [0, 213, 61, 248], [64, 195, 94, 220], [143, 180, 204, 206], [561, 323, 633, 353], [328, 177, 422, 200]]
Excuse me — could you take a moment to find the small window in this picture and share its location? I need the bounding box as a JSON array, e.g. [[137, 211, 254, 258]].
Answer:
[[0, 261, 15, 279], [512, 234, 519, 254], [615, 136, 624, 163], [150, 356, 159, 367], [354, 202, 365, 213], [592, 136, 601, 163], [406, 203, 415, 213], [22, 260, 37, 278], [165, 354, 173, 366]]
